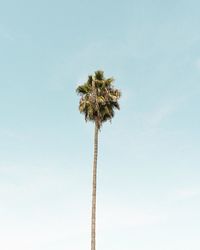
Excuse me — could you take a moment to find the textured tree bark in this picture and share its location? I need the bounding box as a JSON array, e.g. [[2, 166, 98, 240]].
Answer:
[[91, 122, 98, 250]]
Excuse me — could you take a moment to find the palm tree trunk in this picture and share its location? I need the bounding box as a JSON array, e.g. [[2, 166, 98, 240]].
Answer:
[[91, 122, 98, 250]]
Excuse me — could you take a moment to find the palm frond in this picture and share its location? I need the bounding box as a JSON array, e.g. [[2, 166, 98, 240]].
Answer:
[[95, 70, 104, 81], [76, 84, 90, 95]]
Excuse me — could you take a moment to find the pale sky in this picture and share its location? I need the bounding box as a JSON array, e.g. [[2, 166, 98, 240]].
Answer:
[[0, 0, 200, 250]]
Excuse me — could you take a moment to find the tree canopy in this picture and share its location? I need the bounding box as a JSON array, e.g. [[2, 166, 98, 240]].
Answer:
[[76, 70, 121, 129]]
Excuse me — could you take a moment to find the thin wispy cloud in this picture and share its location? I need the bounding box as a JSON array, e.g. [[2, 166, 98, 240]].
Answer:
[[148, 104, 175, 127], [0, 128, 29, 141], [98, 204, 167, 231], [165, 187, 200, 202], [0, 25, 14, 41], [195, 58, 200, 70], [144, 96, 187, 129], [175, 187, 200, 200]]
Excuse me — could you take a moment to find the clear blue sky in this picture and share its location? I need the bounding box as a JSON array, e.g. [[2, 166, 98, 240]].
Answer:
[[0, 0, 200, 249]]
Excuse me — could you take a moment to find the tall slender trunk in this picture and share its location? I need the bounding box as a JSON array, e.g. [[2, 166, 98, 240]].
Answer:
[[91, 122, 98, 250]]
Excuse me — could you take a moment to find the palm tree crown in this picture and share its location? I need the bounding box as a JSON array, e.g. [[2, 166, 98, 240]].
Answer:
[[76, 70, 121, 129]]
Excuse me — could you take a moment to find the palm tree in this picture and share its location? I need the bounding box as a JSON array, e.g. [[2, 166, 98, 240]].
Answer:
[[76, 70, 121, 250]]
